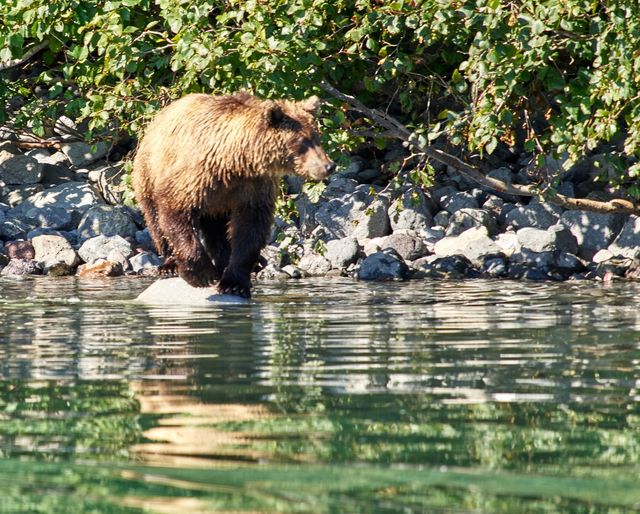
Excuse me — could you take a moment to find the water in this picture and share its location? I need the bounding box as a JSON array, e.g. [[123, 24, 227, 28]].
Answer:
[[0, 276, 639, 513]]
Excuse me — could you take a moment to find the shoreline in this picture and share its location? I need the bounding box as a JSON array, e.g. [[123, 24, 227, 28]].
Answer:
[[1, 137, 639, 286]]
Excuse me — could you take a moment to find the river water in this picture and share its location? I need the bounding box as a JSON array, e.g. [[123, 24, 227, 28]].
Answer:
[[0, 276, 639, 513]]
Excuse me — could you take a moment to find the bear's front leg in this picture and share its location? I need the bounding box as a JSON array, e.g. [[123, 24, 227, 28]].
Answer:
[[159, 210, 218, 287], [217, 203, 273, 298]]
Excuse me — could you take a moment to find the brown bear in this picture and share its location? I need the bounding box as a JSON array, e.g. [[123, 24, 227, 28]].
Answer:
[[132, 91, 335, 297]]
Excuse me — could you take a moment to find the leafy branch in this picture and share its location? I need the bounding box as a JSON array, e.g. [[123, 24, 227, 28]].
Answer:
[[320, 82, 640, 216]]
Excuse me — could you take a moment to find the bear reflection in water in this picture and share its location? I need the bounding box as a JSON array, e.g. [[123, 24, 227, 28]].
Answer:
[[133, 91, 335, 298]]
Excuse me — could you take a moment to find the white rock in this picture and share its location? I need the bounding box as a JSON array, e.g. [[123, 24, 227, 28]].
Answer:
[[137, 277, 248, 305]]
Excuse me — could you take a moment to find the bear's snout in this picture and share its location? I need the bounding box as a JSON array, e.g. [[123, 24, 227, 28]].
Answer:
[[300, 146, 335, 181]]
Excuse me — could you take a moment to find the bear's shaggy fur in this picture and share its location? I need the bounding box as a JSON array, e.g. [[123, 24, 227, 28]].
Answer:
[[133, 92, 334, 297]]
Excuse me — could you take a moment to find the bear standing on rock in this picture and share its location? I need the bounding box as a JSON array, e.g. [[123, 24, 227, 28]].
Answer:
[[132, 92, 335, 297]]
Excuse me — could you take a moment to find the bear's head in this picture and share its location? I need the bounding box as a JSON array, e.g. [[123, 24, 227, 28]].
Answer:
[[262, 96, 335, 181]]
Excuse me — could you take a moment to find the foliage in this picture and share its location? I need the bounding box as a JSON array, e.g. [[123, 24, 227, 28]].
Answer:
[[1, 1, 640, 194]]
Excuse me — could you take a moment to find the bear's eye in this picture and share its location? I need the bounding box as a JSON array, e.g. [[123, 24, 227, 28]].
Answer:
[[298, 135, 319, 154]]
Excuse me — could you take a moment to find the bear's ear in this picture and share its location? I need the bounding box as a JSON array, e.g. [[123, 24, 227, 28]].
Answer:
[[299, 95, 321, 115], [263, 101, 285, 127]]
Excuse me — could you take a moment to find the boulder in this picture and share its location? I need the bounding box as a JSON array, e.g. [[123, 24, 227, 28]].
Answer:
[[438, 190, 479, 214], [445, 208, 499, 237], [0, 258, 41, 276], [76, 259, 124, 278], [607, 215, 640, 259], [325, 237, 359, 269], [433, 226, 503, 266], [9, 182, 102, 224], [504, 202, 561, 230], [387, 188, 433, 232], [136, 277, 249, 305], [129, 251, 162, 273], [315, 196, 390, 240], [77, 205, 138, 240], [61, 141, 109, 167], [297, 253, 332, 276], [24, 205, 73, 230], [378, 232, 428, 261], [516, 224, 578, 254], [4, 240, 35, 260], [0, 218, 34, 240], [32, 234, 80, 269], [1, 184, 44, 207], [78, 235, 133, 263], [560, 210, 625, 259], [357, 249, 409, 281], [0, 151, 43, 184]]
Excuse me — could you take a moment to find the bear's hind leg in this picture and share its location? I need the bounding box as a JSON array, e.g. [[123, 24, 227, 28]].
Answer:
[[200, 215, 231, 279], [217, 203, 273, 298], [158, 209, 217, 287]]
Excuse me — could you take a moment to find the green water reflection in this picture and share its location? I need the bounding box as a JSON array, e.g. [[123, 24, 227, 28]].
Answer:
[[0, 276, 639, 513]]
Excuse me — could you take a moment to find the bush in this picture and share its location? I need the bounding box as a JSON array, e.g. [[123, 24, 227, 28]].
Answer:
[[1, 1, 639, 197]]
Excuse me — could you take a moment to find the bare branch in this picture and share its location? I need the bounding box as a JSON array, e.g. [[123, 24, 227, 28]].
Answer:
[[0, 41, 49, 71], [321, 81, 640, 215]]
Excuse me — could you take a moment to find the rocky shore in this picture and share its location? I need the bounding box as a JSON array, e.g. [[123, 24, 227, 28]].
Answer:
[[1, 132, 640, 286]]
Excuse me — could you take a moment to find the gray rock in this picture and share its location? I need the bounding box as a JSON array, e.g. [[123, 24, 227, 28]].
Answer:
[[504, 202, 560, 230], [432, 210, 450, 228], [31, 150, 70, 167], [24, 206, 73, 230], [281, 264, 303, 278], [0, 151, 43, 184], [106, 249, 131, 271], [297, 253, 332, 276], [40, 164, 76, 186], [445, 208, 499, 237], [433, 226, 503, 266], [137, 277, 249, 305], [0, 258, 41, 276], [338, 159, 363, 180], [1, 218, 34, 240], [32, 234, 80, 269], [77, 205, 137, 240], [130, 251, 162, 273], [357, 249, 409, 281], [415, 254, 475, 278], [256, 263, 290, 281], [315, 196, 390, 240], [560, 210, 625, 259], [61, 141, 109, 168], [10, 182, 103, 224], [0, 209, 4, 226], [510, 248, 556, 268], [324, 176, 358, 197], [607, 215, 640, 259], [325, 237, 359, 269], [78, 234, 133, 263], [482, 254, 509, 277], [494, 232, 520, 257], [135, 228, 155, 251], [482, 195, 505, 216], [1, 184, 44, 207], [357, 168, 382, 183], [388, 189, 433, 232], [284, 175, 305, 195], [295, 194, 321, 235], [379, 232, 428, 261], [516, 224, 578, 254], [418, 226, 445, 252], [87, 163, 125, 204], [439, 191, 479, 214], [555, 252, 584, 270]]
